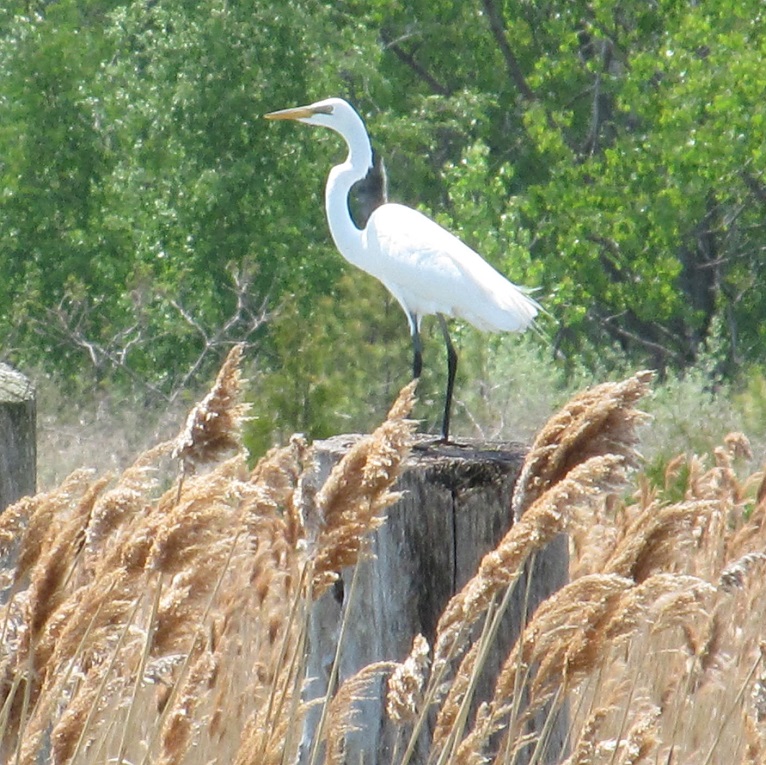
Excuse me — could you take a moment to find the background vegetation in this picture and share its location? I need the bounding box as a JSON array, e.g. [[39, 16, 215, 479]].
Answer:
[[1, 0, 765, 458]]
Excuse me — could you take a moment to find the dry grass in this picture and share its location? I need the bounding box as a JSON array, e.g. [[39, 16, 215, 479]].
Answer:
[[1, 358, 764, 765], [0, 346, 415, 764]]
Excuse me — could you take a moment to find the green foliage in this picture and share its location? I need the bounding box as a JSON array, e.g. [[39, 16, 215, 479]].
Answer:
[[516, 1, 766, 371], [1, 0, 765, 446], [0, 0, 359, 385], [734, 369, 766, 437]]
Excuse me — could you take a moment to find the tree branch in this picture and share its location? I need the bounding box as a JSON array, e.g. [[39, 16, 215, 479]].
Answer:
[[39, 265, 270, 403], [480, 0, 536, 101], [381, 32, 451, 96], [742, 169, 766, 207], [597, 310, 686, 367]]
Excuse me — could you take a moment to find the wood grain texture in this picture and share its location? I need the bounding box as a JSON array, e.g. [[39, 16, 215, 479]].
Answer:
[[301, 435, 569, 765]]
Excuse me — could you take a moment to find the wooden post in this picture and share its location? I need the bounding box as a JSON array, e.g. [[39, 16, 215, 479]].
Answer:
[[0, 364, 36, 512], [302, 435, 568, 765]]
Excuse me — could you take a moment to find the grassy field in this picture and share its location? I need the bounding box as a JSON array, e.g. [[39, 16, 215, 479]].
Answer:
[[2, 346, 764, 763]]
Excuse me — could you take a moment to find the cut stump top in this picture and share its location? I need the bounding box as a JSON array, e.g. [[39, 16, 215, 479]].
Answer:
[[316, 433, 528, 495]]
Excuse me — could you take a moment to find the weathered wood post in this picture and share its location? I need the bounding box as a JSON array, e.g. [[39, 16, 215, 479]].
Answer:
[[303, 435, 569, 765], [0, 364, 36, 512]]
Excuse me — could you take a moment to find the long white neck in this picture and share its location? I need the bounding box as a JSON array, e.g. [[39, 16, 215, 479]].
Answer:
[[324, 113, 374, 269]]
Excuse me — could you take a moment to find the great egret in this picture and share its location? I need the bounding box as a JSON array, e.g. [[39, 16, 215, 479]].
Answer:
[[265, 97, 538, 441]]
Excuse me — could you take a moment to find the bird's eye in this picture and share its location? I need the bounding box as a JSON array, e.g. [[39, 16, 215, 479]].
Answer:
[[313, 104, 334, 115]]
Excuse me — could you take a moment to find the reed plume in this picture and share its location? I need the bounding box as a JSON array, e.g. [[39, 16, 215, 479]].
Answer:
[[421, 372, 655, 765], [511, 370, 652, 520], [561, 707, 609, 765], [4, 353, 765, 765], [172, 343, 249, 476], [434, 454, 627, 665], [387, 634, 430, 726], [309, 380, 416, 597], [323, 662, 397, 765], [158, 650, 218, 765]]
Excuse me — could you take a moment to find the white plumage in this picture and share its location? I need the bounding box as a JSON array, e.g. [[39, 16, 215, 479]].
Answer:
[[366, 203, 537, 332], [266, 97, 538, 440]]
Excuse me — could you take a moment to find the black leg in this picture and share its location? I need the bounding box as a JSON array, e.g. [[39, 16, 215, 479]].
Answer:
[[437, 314, 457, 442], [410, 314, 423, 379]]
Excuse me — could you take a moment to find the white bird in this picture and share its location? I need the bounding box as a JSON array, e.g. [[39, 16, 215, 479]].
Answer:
[[265, 97, 539, 441]]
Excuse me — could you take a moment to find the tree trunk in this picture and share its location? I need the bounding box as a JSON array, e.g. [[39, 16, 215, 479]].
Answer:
[[301, 435, 569, 765], [0, 364, 36, 512]]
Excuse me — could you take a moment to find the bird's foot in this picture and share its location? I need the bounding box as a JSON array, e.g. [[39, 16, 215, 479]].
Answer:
[[412, 434, 468, 451], [412, 435, 443, 451]]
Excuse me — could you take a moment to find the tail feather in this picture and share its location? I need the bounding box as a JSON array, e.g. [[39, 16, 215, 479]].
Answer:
[[458, 280, 540, 332]]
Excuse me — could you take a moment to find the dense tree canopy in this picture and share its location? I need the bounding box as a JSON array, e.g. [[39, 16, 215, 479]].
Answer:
[[1, 0, 764, 444]]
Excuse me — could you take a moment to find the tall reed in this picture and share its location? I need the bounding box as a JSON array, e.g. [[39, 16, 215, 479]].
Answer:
[[1, 356, 763, 765]]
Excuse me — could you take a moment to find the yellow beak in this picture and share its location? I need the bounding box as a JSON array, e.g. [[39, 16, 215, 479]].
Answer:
[[264, 105, 315, 121]]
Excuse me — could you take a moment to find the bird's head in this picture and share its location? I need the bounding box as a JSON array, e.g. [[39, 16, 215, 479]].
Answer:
[[265, 97, 374, 176], [265, 97, 364, 136]]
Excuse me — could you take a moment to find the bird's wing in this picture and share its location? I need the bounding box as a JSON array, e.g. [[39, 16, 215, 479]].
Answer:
[[364, 203, 538, 332]]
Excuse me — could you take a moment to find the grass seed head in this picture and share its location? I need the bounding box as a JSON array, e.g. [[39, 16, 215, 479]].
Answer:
[[435, 454, 627, 665], [512, 370, 652, 520], [387, 633, 430, 725], [324, 662, 397, 765], [310, 382, 416, 597], [172, 343, 249, 475]]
